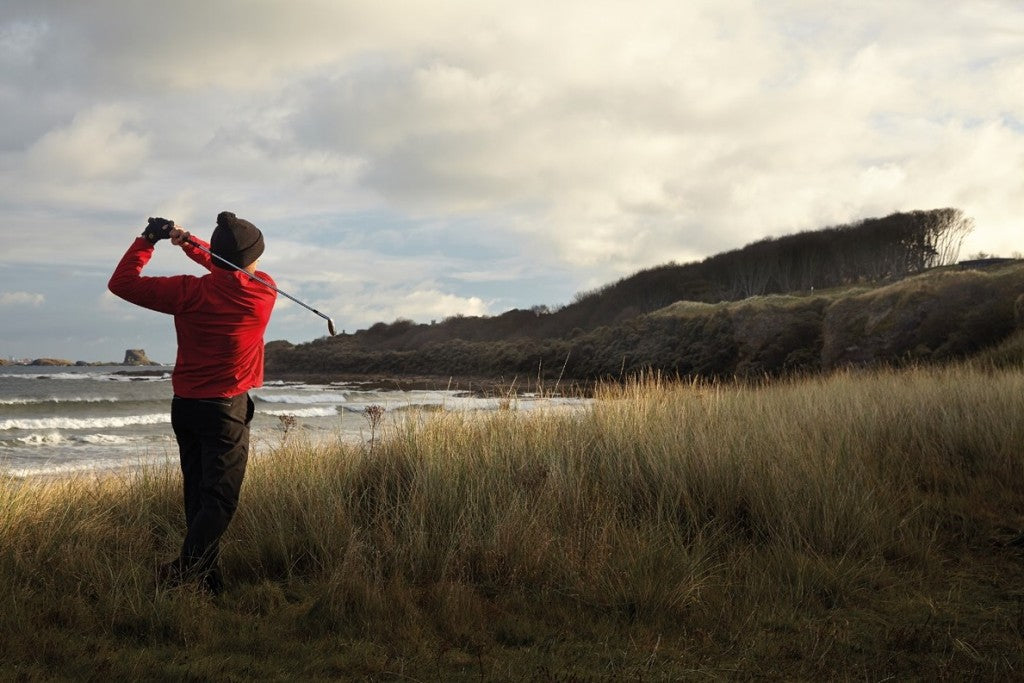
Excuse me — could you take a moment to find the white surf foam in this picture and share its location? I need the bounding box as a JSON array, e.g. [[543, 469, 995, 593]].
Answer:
[[0, 413, 169, 431], [2, 453, 172, 478], [254, 392, 349, 405], [0, 372, 170, 382], [260, 407, 339, 418], [103, 373, 172, 383], [77, 434, 135, 445], [0, 396, 119, 405], [14, 432, 66, 446]]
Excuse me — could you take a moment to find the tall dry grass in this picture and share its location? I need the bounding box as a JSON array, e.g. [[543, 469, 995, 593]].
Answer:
[[2, 364, 1024, 677]]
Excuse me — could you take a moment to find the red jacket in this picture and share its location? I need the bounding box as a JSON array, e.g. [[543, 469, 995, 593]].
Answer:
[[108, 236, 277, 398]]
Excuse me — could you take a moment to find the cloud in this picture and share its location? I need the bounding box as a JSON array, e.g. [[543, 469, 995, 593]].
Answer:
[[0, 18, 47, 66], [7, 1, 1023, 256], [262, 238, 493, 327], [25, 104, 149, 181], [267, 281, 489, 335], [265, 0, 1024, 272], [382, 289, 489, 322], [0, 291, 45, 307], [2, 2, 498, 91], [325, 287, 490, 332]]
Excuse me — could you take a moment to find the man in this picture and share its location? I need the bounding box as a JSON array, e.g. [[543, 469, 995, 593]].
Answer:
[[108, 211, 276, 594]]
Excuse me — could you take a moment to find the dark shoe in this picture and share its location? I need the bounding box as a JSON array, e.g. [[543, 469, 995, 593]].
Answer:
[[201, 567, 224, 596], [157, 558, 224, 596], [156, 559, 185, 589]]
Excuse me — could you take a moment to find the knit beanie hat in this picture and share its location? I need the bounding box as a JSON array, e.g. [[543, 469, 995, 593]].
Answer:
[[210, 211, 264, 269]]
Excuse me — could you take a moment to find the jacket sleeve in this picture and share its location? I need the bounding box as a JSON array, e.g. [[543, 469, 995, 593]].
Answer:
[[182, 235, 215, 272], [107, 237, 198, 315]]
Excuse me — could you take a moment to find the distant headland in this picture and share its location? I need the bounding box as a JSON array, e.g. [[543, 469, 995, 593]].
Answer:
[[0, 349, 162, 367]]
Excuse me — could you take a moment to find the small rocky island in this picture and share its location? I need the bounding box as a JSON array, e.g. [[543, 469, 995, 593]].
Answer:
[[122, 349, 160, 366]]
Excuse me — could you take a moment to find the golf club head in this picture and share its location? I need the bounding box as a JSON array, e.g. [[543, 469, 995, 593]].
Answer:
[[327, 318, 337, 336]]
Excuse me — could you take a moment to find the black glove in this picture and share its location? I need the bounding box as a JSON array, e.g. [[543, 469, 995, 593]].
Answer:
[[143, 217, 175, 244]]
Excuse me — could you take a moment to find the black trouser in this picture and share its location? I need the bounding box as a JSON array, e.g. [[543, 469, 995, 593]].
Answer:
[[170, 393, 254, 579]]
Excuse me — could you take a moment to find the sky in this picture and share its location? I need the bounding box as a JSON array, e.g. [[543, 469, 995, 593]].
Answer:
[[1, 0, 1022, 363]]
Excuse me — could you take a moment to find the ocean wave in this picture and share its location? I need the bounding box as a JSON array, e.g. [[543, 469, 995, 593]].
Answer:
[[0, 413, 170, 431], [77, 434, 142, 445], [6, 433, 148, 447], [0, 372, 89, 380], [104, 374, 172, 383], [0, 372, 171, 382], [12, 432, 65, 446], [0, 453, 172, 478], [254, 392, 349, 405], [260, 407, 339, 418], [0, 396, 119, 405]]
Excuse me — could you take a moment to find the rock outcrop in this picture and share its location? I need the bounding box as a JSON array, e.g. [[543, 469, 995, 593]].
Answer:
[[123, 349, 159, 366]]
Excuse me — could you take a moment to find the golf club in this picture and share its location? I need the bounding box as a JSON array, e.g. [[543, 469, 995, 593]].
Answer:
[[185, 236, 337, 337]]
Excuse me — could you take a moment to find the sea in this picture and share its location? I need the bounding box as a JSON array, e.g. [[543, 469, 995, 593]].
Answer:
[[0, 365, 587, 478]]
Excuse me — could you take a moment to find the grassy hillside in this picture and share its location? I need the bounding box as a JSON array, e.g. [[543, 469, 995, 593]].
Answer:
[[267, 262, 1024, 381], [4, 366, 1024, 678], [266, 208, 973, 356]]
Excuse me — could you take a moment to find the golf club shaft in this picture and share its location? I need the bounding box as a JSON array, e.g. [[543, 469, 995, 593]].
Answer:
[[185, 237, 337, 336]]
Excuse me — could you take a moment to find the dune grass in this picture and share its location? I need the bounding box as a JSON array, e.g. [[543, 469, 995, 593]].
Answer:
[[3, 365, 1024, 679]]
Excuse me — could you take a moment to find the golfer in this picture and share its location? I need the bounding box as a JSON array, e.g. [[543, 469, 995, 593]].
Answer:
[[108, 211, 276, 594]]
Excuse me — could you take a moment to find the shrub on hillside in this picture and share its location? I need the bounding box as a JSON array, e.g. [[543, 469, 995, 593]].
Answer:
[[729, 297, 828, 377], [822, 268, 1023, 368]]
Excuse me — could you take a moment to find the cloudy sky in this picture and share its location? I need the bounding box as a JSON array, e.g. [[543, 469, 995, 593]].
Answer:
[[1, 1, 1022, 363]]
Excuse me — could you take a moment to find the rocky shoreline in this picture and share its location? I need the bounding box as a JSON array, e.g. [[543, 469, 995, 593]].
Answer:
[[263, 371, 595, 397]]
